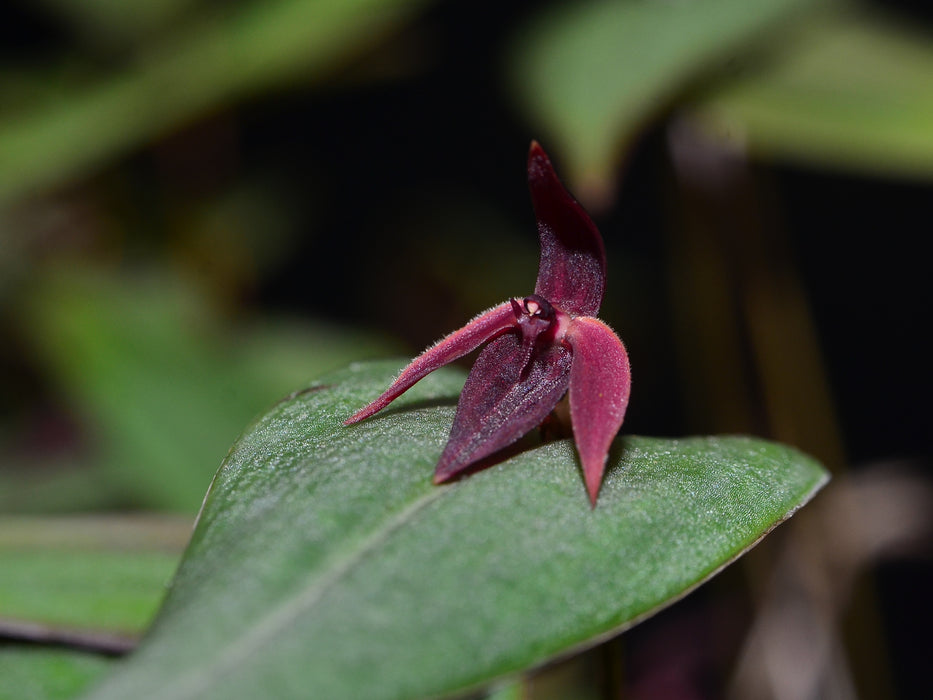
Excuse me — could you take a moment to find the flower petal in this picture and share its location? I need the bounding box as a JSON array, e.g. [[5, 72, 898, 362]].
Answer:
[[565, 316, 631, 505], [434, 332, 572, 483], [345, 301, 516, 425], [528, 142, 606, 317]]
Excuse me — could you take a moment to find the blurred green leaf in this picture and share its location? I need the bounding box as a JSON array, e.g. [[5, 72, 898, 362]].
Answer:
[[0, 515, 189, 699], [33, 0, 197, 45], [18, 267, 393, 511], [0, 0, 434, 206], [85, 361, 827, 700], [0, 515, 189, 634], [688, 7, 933, 178], [0, 647, 113, 700], [483, 679, 524, 700], [0, 467, 119, 515], [508, 0, 822, 198]]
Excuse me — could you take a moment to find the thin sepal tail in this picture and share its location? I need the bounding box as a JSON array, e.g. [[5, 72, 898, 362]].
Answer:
[[344, 302, 516, 425]]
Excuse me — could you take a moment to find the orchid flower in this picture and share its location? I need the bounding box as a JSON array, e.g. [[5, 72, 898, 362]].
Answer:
[[346, 142, 630, 505]]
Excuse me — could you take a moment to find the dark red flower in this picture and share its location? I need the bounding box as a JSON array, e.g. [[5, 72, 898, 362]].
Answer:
[[346, 142, 630, 505]]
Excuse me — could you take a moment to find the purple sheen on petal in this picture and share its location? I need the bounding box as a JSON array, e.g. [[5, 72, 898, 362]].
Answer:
[[433, 332, 572, 483], [528, 142, 606, 317], [565, 316, 631, 505], [344, 301, 517, 425]]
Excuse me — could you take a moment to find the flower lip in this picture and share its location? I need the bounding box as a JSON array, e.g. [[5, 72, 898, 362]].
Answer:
[[511, 293, 563, 349], [512, 293, 555, 322], [522, 293, 555, 319]]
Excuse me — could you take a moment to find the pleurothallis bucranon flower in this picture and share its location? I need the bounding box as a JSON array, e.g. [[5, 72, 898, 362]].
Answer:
[[345, 142, 630, 505]]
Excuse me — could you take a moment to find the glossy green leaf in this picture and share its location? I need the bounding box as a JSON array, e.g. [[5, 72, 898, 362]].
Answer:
[[688, 7, 933, 178], [85, 361, 827, 700], [0, 515, 189, 635], [0, 647, 113, 700], [0, 0, 434, 206], [508, 0, 821, 195], [16, 267, 393, 511]]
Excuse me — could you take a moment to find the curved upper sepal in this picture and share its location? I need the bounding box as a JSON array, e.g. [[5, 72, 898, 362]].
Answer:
[[565, 316, 631, 505], [528, 142, 606, 317], [345, 302, 516, 425], [434, 333, 572, 483]]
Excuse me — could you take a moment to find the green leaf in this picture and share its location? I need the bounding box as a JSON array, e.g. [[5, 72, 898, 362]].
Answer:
[[31, 0, 197, 46], [0, 0, 434, 206], [688, 7, 933, 178], [0, 516, 189, 700], [85, 361, 827, 700], [0, 468, 121, 515], [483, 679, 524, 700], [0, 647, 113, 700], [507, 0, 822, 195], [0, 515, 189, 635]]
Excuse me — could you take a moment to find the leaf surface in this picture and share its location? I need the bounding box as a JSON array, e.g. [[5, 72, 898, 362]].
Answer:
[[85, 361, 828, 700]]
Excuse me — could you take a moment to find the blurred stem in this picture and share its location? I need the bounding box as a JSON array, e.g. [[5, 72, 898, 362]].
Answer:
[[523, 646, 609, 700], [664, 117, 893, 699], [664, 117, 844, 469]]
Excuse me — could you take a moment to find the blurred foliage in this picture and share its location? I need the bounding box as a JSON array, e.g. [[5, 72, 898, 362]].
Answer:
[[690, 6, 933, 178], [0, 515, 190, 700], [509, 0, 820, 198], [0, 514, 188, 632], [5, 267, 393, 511], [509, 0, 933, 201], [0, 0, 434, 206], [32, 0, 199, 46], [0, 647, 113, 700]]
